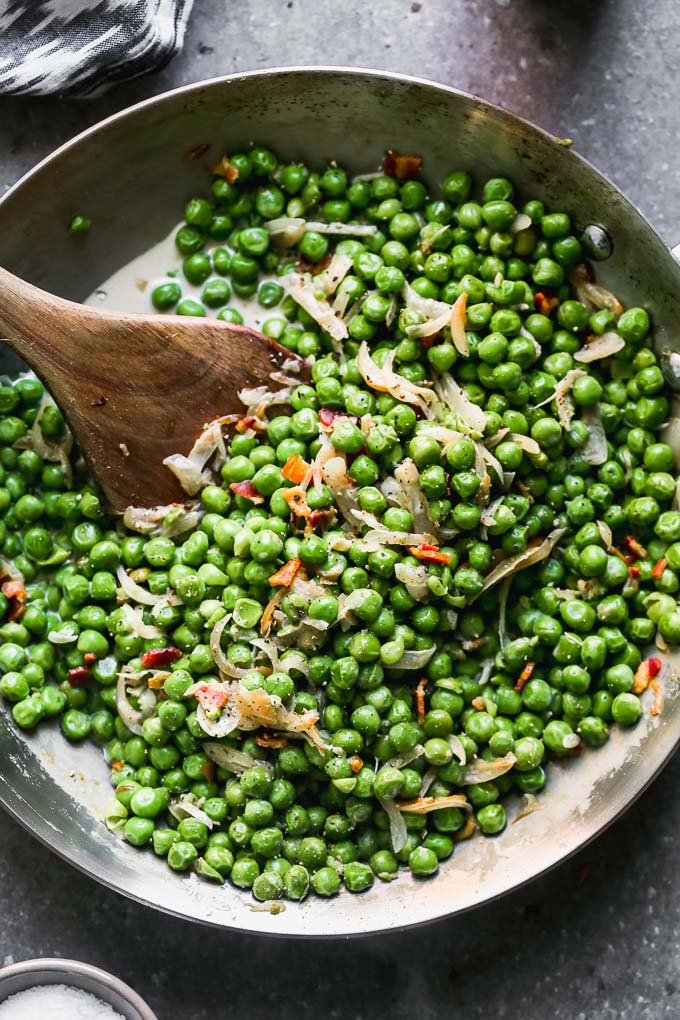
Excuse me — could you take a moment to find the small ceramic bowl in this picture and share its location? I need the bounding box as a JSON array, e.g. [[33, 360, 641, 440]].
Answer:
[[0, 958, 157, 1019]]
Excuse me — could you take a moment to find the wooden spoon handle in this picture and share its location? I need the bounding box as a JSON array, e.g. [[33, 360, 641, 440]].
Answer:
[[0, 265, 80, 373]]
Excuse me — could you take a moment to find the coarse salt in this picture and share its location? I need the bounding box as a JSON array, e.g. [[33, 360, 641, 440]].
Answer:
[[0, 984, 126, 1019]]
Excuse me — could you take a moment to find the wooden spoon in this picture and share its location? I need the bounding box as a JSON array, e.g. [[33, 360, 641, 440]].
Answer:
[[0, 266, 304, 510]]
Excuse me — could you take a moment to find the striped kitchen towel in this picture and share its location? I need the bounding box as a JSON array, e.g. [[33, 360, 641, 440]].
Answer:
[[0, 0, 194, 96]]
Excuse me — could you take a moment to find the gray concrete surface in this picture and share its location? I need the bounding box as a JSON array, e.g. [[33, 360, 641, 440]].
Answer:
[[0, 1, 679, 1017]]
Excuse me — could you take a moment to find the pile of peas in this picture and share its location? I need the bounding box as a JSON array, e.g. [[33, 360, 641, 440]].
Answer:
[[0, 143, 677, 905]]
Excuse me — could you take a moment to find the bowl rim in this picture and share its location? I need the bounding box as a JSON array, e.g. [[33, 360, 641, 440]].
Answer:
[[0, 957, 157, 1018], [0, 65, 677, 939]]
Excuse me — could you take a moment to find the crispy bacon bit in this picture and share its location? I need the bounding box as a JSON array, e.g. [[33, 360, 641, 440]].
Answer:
[[68, 666, 91, 687], [652, 558, 667, 579], [629, 564, 640, 579], [535, 291, 559, 315], [193, 684, 229, 710], [212, 155, 239, 183], [651, 676, 663, 716], [471, 696, 486, 711], [255, 732, 289, 749], [200, 761, 215, 783], [633, 657, 662, 695], [83, 653, 97, 664], [282, 487, 312, 520], [408, 543, 452, 565], [318, 407, 358, 430], [268, 558, 302, 587], [91, 394, 108, 407], [307, 508, 334, 533], [384, 150, 423, 181], [514, 660, 536, 693], [2, 580, 26, 621], [140, 646, 182, 669], [297, 250, 332, 276], [350, 755, 364, 773], [111, 760, 124, 771], [281, 454, 310, 484], [185, 142, 210, 160], [147, 675, 167, 690], [236, 416, 266, 434], [626, 535, 647, 559], [229, 480, 265, 503], [611, 546, 633, 566], [415, 677, 427, 723]]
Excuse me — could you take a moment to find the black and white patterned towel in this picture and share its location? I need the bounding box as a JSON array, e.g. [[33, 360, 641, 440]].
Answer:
[[0, 0, 194, 97]]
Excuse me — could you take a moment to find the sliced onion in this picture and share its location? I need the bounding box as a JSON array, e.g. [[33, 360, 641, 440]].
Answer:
[[509, 433, 540, 456], [477, 442, 506, 487], [319, 252, 353, 296], [251, 637, 280, 672], [474, 528, 567, 599], [385, 293, 398, 328], [450, 292, 469, 356], [395, 561, 429, 600], [402, 281, 451, 320], [116, 564, 165, 606], [47, 624, 78, 644], [460, 752, 516, 785], [581, 404, 608, 465], [394, 646, 436, 670], [573, 331, 625, 363], [209, 613, 244, 679], [396, 794, 471, 814], [406, 305, 452, 340], [278, 652, 311, 678], [379, 796, 408, 853], [168, 797, 214, 829], [363, 527, 438, 548], [15, 396, 73, 488], [233, 684, 320, 735], [203, 741, 274, 777], [357, 342, 436, 416], [332, 288, 351, 317], [388, 744, 425, 769], [305, 220, 378, 237], [163, 419, 226, 496], [281, 273, 348, 346], [419, 767, 437, 797], [570, 265, 623, 315], [513, 793, 542, 823], [321, 456, 363, 530], [394, 457, 434, 535], [434, 373, 487, 434], [415, 423, 465, 451], [197, 701, 242, 738], [447, 733, 467, 767], [120, 603, 163, 640], [534, 368, 587, 430], [238, 384, 293, 421], [0, 557, 24, 585], [123, 502, 204, 538], [511, 212, 532, 233], [116, 669, 155, 736]]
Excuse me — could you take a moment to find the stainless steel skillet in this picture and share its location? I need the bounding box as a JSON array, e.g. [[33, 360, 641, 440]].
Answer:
[[0, 67, 678, 938]]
